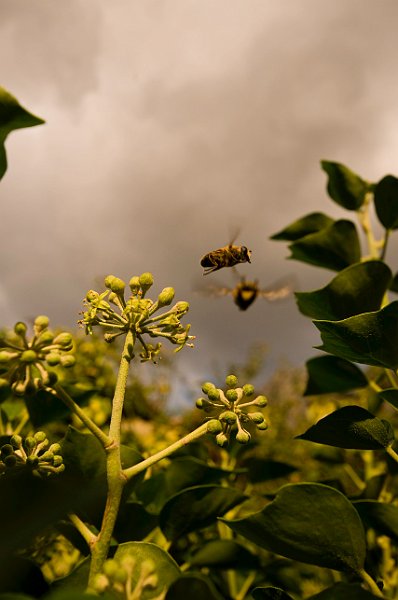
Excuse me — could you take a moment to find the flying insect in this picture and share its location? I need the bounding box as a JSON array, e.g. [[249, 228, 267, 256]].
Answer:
[[200, 275, 292, 310], [200, 242, 252, 275]]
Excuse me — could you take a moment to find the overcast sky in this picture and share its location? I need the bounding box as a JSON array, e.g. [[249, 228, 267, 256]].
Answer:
[[1, 1, 398, 405]]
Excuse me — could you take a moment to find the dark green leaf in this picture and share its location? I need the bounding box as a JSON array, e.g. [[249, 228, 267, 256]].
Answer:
[[374, 175, 398, 230], [358, 473, 387, 501], [189, 539, 259, 569], [115, 542, 180, 599], [25, 388, 94, 427], [304, 356, 368, 395], [308, 581, 381, 599], [240, 458, 297, 483], [288, 220, 361, 271], [296, 406, 394, 450], [114, 501, 158, 543], [296, 261, 392, 320], [314, 301, 398, 369], [321, 160, 369, 210], [390, 272, 398, 293], [0, 557, 48, 597], [159, 484, 246, 540], [0, 86, 45, 180], [270, 212, 334, 241], [252, 587, 295, 600], [222, 483, 366, 573], [378, 388, 398, 410], [166, 574, 224, 600], [353, 500, 398, 542]]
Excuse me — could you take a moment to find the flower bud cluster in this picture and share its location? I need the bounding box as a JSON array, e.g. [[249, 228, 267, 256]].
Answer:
[[0, 432, 64, 478], [79, 273, 195, 362], [93, 554, 158, 598], [196, 374, 268, 446], [0, 317, 75, 396]]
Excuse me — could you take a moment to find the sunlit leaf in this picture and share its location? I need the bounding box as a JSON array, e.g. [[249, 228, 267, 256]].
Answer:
[[296, 261, 392, 320], [374, 174, 398, 230], [0, 86, 45, 180], [296, 406, 394, 450], [221, 483, 366, 573], [288, 220, 361, 271], [321, 160, 369, 210], [270, 212, 334, 241], [159, 484, 246, 540], [304, 355, 368, 395], [314, 301, 398, 369]]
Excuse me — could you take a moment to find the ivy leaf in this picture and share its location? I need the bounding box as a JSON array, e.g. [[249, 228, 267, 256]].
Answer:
[[321, 160, 369, 210], [296, 406, 394, 450], [353, 500, 398, 542], [314, 301, 398, 369], [189, 539, 259, 569], [288, 220, 361, 271], [240, 458, 297, 483], [159, 484, 246, 541], [308, 582, 382, 599], [251, 587, 295, 600], [0, 86, 45, 180], [374, 175, 398, 230], [270, 212, 334, 241], [296, 261, 392, 320], [304, 356, 368, 395], [378, 388, 398, 411], [221, 483, 366, 573], [165, 574, 225, 600]]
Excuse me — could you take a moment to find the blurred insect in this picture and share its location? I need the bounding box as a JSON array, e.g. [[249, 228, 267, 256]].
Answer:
[[200, 275, 293, 311], [200, 240, 252, 275]]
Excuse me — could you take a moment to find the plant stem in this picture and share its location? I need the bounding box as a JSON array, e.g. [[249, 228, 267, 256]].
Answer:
[[86, 331, 134, 591], [386, 445, 398, 464], [236, 571, 257, 600], [358, 568, 384, 597], [122, 422, 209, 480], [68, 513, 97, 549], [54, 383, 111, 448]]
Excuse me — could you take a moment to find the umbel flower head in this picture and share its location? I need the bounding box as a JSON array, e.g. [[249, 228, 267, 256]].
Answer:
[[196, 374, 268, 446], [0, 432, 64, 478], [0, 316, 75, 396], [79, 273, 195, 362]]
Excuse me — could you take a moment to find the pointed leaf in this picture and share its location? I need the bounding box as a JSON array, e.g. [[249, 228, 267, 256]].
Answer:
[[314, 301, 398, 369], [114, 501, 158, 543], [270, 212, 334, 241], [252, 587, 295, 600], [308, 582, 381, 599], [353, 500, 398, 542], [159, 484, 246, 540], [378, 388, 398, 410], [0, 86, 45, 180], [321, 160, 369, 210], [221, 483, 366, 573], [296, 261, 392, 320], [166, 574, 225, 600], [288, 220, 361, 271], [240, 458, 297, 483], [296, 406, 394, 450], [374, 175, 398, 230], [304, 356, 368, 395], [189, 539, 259, 569]]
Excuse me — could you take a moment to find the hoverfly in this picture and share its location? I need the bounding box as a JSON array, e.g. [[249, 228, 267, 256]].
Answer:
[[200, 241, 252, 275], [200, 275, 292, 311]]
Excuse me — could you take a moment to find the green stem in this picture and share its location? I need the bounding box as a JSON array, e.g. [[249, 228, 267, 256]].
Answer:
[[54, 383, 111, 448], [358, 568, 384, 597], [380, 228, 390, 261], [122, 422, 209, 480], [358, 200, 379, 259], [68, 513, 97, 548], [86, 331, 134, 592], [236, 571, 257, 600], [386, 445, 398, 464]]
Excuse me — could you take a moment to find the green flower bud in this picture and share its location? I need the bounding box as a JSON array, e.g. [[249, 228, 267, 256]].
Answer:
[[216, 432, 229, 447], [38, 331, 55, 345], [86, 290, 99, 302], [236, 430, 251, 444], [257, 421, 268, 431], [249, 412, 265, 424], [207, 419, 223, 434], [201, 382, 215, 394], [195, 398, 205, 409], [25, 437, 37, 451], [104, 275, 116, 289], [0, 378, 9, 388], [103, 559, 118, 578], [60, 355, 76, 368], [157, 287, 175, 307], [173, 301, 189, 315], [20, 350, 37, 363], [39, 451, 54, 462], [129, 276, 141, 294], [14, 322, 27, 336], [255, 395, 268, 407], [53, 455, 63, 467], [10, 435, 22, 448], [109, 277, 126, 295], [49, 443, 61, 454], [53, 333, 73, 348], [207, 387, 220, 402], [34, 431, 47, 443], [242, 384, 255, 397], [225, 374, 238, 388], [1, 444, 14, 457], [219, 411, 237, 424], [114, 567, 128, 584], [139, 272, 154, 293], [4, 454, 17, 467], [34, 315, 50, 331], [27, 455, 40, 467], [46, 352, 61, 366], [225, 389, 238, 402], [92, 574, 109, 593]]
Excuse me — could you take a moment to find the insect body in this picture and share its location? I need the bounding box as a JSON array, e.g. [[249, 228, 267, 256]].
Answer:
[[200, 244, 252, 275], [201, 277, 292, 310]]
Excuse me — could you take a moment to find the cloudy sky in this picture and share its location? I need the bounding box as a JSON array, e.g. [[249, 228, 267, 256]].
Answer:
[[1, 1, 398, 404]]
